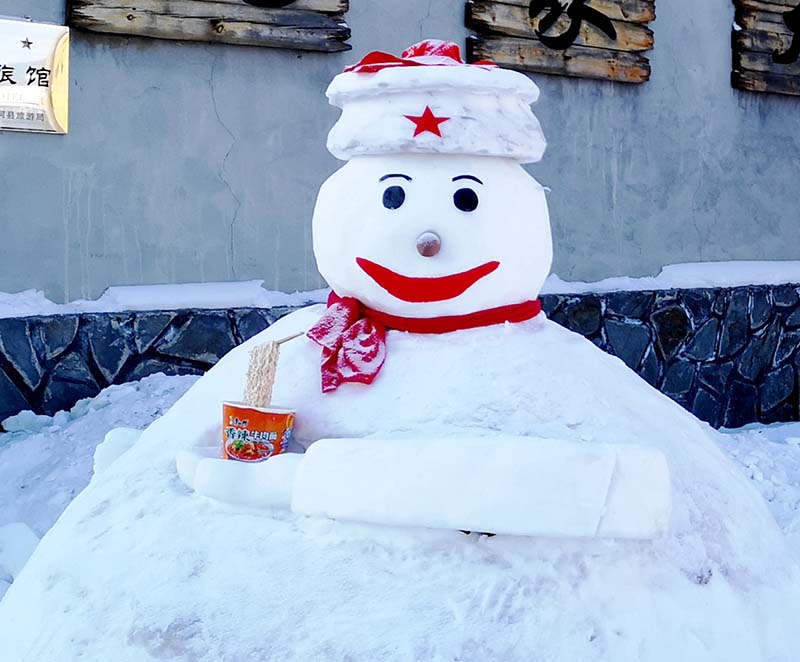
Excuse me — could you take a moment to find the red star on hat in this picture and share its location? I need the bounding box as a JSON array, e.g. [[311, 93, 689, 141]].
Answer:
[[404, 106, 450, 137]]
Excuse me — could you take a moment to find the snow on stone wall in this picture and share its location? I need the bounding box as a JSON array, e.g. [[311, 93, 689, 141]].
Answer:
[[1, 285, 800, 428]]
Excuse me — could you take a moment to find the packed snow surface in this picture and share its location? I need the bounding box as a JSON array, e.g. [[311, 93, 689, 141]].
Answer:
[[3, 260, 800, 319], [0, 374, 198, 600], [1, 309, 800, 661], [0, 281, 327, 319]]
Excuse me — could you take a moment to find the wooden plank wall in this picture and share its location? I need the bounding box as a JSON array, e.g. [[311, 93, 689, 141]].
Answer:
[[466, 0, 656, 83], [68, 0, 351, 52], [732, 0, 800, 96]]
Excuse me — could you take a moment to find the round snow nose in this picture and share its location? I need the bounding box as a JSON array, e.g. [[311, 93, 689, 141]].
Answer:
[[416, 231, 441, 257]]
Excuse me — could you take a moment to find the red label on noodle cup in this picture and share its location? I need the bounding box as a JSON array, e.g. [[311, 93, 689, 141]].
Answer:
[[222, 402, 295, 463]]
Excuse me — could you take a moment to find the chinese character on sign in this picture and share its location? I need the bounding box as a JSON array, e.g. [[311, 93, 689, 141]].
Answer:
[[26, 66, 51, 87], [0, 65, 16, 85], [773, 4, 800, 65], [528, 0, 617, 50]]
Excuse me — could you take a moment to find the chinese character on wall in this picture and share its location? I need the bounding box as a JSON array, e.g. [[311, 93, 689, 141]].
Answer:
[[466, 0, 656, 84], [0, 18, 69, 134]]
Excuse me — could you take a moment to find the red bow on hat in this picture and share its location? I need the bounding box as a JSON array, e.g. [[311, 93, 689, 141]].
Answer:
[[344, 39, 495, 74]]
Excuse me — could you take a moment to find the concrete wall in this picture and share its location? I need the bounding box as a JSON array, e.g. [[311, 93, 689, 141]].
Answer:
[[1, 0, 799, 302]]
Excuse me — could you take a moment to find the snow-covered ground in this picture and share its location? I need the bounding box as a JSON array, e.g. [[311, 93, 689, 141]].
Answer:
[[0, 374, 198, 600], [4, 260, 800, 319]]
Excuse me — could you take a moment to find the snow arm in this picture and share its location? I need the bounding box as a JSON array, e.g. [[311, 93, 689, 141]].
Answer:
[[178, 436, 671, 541]]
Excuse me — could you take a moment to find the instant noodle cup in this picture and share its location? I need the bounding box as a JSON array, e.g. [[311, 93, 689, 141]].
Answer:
[[222, 402, 295, 463]]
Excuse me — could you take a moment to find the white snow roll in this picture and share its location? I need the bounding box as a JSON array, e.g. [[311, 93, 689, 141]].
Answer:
[[184, 449, 303, 510], [292, 436, 671, 539]]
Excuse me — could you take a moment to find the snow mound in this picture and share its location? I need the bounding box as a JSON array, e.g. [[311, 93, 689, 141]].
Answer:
[[0, 523, 39, 601], [93, 428, 145, 475], [0, 373, 198, 604], [1, 309, 799, 661]]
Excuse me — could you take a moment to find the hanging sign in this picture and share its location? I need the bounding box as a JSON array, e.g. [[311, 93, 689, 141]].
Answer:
[[0, 17, 69, 134], [466, 0, 656, 84], [733, 0, 800, 97]]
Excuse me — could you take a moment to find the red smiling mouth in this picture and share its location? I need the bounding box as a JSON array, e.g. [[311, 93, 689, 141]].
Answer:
[[356, 258, 500, 303]]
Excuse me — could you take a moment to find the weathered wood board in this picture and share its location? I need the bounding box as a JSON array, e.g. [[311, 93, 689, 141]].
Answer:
[[732, 0, 800, 96], [68, 0, 351, 52], [466, 0, 656, 83]]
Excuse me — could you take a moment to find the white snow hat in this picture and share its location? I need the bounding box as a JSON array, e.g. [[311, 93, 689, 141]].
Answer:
[[326, 40, 547, 164]]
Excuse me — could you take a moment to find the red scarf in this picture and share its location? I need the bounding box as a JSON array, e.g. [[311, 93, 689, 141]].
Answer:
[[306, 293, 542, 393]]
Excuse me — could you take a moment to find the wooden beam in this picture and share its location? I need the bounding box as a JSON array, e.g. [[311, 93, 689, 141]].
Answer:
[[732, 68, 800, 96], [190, 0, 349, 12], [735, 47, 800, 75], [489, 0, 655, 24], [734, 0, 798, 9], [736, 9, 794, 35], [467, 1, 654, 53], [467, 35, 651, 83], [71, 0, 345, 25], [733, 28, 794, 55], [737, 0, 799, 13], [69, 3, 351, 51]]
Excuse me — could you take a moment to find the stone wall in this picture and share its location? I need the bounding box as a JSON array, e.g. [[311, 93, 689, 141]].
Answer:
[[2, 285, 800, 428]]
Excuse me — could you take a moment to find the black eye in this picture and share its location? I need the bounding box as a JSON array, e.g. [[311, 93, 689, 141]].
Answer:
[[453, 188, 479, 212], [382, 185, 405, 210]]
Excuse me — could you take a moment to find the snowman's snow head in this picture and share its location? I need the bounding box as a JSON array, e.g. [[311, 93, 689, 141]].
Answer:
[[313, 40, 552, 318], [313, 154, 552, 317]]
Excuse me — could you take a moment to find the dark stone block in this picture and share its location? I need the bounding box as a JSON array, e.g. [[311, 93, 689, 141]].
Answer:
[[637, 346, 660, 387], [155, 313, 236, 365], [737, 320, 780, 382], [264, 306, 302, 325], [760, 401, 794, 425], [234, 309, 272, 342], [772, 285, 800, 308], [760, 364, 794, 413], [683, 319, 719, 362], [661, 361, 695, 396], [723, 380, 758, 429], [0, 366, 30, 422], [133, 313, 175, 354], [32, 316, 79, 361], [691, 387, 722, 428], [539, 294, 561, 316], [558, 297, 602, 337], [748, 288, 772, 331], [711, 291, 727, 316], [785, 307, 800, 330], [698, 362, 734, 396], [680, 290, 714, 326], [605, 291, 654, 319], [0, 319, 43, 391], [126, 358, 205, 382], [719, 290, 749, 358], [85, 316, 132, 384], [604, 320, 650, 370], [41, 352, 99, 415], [774, 330, 800, 367], [650, 305, 692, 361]]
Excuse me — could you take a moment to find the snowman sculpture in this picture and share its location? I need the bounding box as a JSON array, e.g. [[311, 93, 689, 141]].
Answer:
[[178, 40, 671, 538], [3, 41, 800, 662]]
